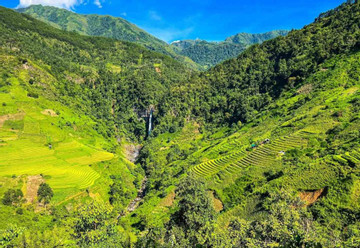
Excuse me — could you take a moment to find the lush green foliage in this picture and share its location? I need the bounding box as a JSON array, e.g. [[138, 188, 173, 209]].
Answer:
[[171, 1, 360, 127], [37, 183, 53, 205], [17, 5, 200, 70], [0, 6, 191, 140], [2, 189, 23, 206], [1, 1, 360, 247]]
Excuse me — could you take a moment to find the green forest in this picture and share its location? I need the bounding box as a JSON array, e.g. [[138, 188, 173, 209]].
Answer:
[[0, 0, 360, 247]]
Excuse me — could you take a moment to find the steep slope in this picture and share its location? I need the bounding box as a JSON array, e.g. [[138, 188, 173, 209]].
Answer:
[[167, 0, 360, 127], [1, 6, 192, 141], [1, 1, 360, 247], [0, 56, 137, 204], [16, 5, 200, 70], [0, 4, 190, 218], [132, 39, 360, 248], [126, 1, 360, 246], [171, 30, 288, 69]]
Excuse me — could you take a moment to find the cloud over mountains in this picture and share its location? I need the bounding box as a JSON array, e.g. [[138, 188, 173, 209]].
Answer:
[[17, 0, 104, 9]]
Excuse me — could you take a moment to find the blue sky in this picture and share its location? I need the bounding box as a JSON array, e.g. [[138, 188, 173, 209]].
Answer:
[[0, 0, 345, 43]]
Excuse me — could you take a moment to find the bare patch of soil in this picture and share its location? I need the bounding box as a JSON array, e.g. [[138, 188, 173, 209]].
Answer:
[[41, 109, 58, 117], [0, 112, 25, 127], [26, 175, 45, 204], [160, 190, 175, 207], [209, 191, 224, 212], [155, 67, 161, 74], [297, 84, 313, 95], [300, 188, 327, 206]]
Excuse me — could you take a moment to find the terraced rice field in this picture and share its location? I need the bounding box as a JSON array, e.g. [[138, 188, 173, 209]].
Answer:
[[0, 139, 114, 189], [191, 132, 309, 184], [190, 150, 246, 178], [0, 75, 115, 195], [336, 148, 360, 166]]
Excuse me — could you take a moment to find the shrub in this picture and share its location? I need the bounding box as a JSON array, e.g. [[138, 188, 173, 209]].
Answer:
[[27, 92, 39, 98], [2, 189, 23, 206], [16, 208, 23, 215]]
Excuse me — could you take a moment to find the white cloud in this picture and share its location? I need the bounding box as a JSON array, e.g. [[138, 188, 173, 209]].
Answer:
[[94, 0, 102, 8], [17, 0, 83, 9]]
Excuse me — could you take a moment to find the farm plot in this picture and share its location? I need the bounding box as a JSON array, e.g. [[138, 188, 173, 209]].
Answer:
[[191, 132, 308, 184], [0, 139, 114, 190]]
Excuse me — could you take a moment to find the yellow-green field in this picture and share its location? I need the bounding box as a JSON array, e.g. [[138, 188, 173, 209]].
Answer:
[[0, 58, 117, 202], [0, 139, 114, 190]]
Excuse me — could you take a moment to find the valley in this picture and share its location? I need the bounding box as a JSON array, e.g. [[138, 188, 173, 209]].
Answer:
[[0, 1, 360, 247]]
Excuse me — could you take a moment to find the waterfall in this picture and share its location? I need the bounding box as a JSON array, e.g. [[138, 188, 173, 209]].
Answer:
[[148, 108, 153, 136]]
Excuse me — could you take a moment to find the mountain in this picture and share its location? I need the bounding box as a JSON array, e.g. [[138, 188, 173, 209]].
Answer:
[[16, 5, 288, 70], [225, 30, 289, 44], [170, 30, 288, 69], [16, 5, 200, 70], [2, 0, 360, 247]]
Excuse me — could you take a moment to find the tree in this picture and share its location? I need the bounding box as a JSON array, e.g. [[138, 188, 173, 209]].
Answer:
[[73, 201, 116, 246], [136, 175, 217, 247], [214, 188, 321, 248], [166, 175, 216, 247], [2, 189, 23, 206], [37, 183, 53, 205]]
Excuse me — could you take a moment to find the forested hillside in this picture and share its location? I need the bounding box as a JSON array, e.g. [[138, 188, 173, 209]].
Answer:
[[0, 7, 190, 245], [171, 31, 288, 69], [16, 5, 288, 70], [16, 5, 200, 70], [170, 0, 360, 127], [1, 1, 360, 247], [225, 30, 289, 44], [1, 6, 193, 140]]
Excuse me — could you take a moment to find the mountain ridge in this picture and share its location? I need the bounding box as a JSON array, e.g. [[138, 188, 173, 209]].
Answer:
[[170, 30, 289, 68], [16, 5, 288, 70], [16, 4, 201, 70]]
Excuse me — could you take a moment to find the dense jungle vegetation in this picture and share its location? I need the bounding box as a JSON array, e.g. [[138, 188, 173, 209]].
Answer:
[[1, 1, 360, 247]]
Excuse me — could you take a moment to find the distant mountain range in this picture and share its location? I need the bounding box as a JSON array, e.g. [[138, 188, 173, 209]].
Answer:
[[171, 31, 289, 69], [16, 5, 199, 69], [17, 5, 288, 69]]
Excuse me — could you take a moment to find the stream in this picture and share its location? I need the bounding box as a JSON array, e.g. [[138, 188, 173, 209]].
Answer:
[[126, 176, 147, 212], [118, 145, 147, 219], [117, 176, 147, 219]]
